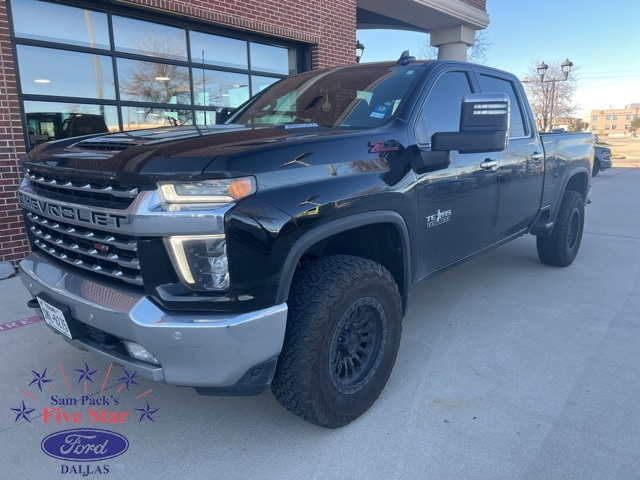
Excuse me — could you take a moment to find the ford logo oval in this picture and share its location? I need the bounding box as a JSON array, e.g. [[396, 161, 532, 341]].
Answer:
[[41, 428, 128, 462]]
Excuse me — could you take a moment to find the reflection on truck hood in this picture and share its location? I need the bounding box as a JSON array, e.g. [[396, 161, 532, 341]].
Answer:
[[22, 124, 342, 184]]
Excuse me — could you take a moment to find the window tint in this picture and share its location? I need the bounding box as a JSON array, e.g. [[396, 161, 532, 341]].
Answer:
[[11, 0, 110, 49], [121, 107, 192, 130], [24, 100, 118, 145], [190, 32, 248, 70], [192, 70, 250, 108], [112, 15, 187, 61], [250, 43, 295, 75], [17, 45, 115, 99], [415, 71, 472, 145], [477, 74, 526, 137], [117, 58, 191, 104]]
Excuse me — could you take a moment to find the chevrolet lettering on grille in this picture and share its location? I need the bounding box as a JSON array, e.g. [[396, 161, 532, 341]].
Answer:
[[18, 191, 128, 229]]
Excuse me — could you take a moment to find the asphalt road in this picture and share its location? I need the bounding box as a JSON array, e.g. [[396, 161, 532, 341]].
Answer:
[[1, 162, 639, 479]]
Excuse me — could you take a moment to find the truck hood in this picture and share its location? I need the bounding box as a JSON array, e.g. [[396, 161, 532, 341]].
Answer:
[[22, 124, 349, 185]]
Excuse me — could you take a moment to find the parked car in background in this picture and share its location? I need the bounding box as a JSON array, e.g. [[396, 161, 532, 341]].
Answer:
[[26, 113, 108, 147], [593, 145, 612, 176]]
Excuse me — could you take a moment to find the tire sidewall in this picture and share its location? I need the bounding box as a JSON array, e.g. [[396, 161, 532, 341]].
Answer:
[[312, 267, 401, 419], [562, 193, 584, 263]]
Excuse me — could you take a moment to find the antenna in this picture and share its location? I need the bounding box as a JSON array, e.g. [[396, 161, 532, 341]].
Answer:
[[397, 50, 416, 66]]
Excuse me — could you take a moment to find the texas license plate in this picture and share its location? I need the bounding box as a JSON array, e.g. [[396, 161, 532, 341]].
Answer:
[[37, 296, 72, 339]]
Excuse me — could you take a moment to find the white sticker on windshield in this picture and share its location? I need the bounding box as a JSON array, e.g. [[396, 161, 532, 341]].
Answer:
[[284, 123, 319, 129]]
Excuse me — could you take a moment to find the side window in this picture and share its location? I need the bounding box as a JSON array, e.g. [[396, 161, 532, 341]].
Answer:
[[477, 74, 527, 137], [415, 71, 472, 145]]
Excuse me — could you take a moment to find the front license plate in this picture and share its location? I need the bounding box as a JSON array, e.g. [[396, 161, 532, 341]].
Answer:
[[37, 297, 72, 339]]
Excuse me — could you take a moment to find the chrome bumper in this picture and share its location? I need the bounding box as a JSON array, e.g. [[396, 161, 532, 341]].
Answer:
[[19, 252, 287, 389]]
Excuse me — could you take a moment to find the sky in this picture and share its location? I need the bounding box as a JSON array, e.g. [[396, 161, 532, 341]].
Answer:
[[357, 0, 640, 117]]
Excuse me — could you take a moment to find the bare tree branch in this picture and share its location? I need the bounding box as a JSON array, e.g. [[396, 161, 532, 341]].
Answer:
[[522, 59, 579, 132]]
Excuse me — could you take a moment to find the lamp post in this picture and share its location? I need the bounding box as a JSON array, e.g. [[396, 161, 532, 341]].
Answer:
[[356, 40, 365, 63], [537, 58, 573, 131]]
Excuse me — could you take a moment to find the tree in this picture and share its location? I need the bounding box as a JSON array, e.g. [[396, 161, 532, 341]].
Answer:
[[418, 28, 493, 64], [522, 59, 579, 132], [567, 119, 589, 132], [629, 117, 640, 137]]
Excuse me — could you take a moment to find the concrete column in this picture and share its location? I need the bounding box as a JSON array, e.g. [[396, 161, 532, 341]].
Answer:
[[430, 25, 476, 61]]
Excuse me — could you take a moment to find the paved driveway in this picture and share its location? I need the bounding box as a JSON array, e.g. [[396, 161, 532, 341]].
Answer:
[[1, 165, 639, 479]]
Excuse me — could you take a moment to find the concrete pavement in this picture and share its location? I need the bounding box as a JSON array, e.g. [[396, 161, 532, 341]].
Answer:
[[1, 164, 639, 479]]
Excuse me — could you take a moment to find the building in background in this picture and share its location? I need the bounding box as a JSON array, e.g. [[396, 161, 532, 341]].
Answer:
[[587, 104, 640, 136], [0, 0, 488, 264]]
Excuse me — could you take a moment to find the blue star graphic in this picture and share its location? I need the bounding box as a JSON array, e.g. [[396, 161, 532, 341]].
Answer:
[[29, 368, 52, 391], [11, 401, 35, 423], [74, 362, 98, 384], [136, 401, 159, 422], [117, 368, 140, 391]]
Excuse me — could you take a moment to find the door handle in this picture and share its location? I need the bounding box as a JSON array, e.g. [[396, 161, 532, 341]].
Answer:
[[480, 159, 498, 171], [531, 152, 544, 162]]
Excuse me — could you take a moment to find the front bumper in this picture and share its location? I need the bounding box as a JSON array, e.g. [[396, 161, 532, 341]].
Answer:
[[19, 252, 288, 393]]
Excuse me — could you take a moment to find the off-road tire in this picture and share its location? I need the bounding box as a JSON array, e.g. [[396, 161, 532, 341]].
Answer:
[[592, 159, 600, 177], [271, 255, 402, 428], [537, 190, 585, 267]]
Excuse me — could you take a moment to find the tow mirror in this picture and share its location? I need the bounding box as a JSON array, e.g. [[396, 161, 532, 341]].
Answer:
[[431, 93, 509, 154]]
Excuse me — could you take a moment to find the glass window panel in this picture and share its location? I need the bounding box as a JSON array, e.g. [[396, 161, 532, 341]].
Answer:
[[112, 15, 187, 61], [195, 110, 216, 125], [121, 107, 193, 131], [23, 100, 118, 148], [251, 76, 280, 95], [10, 0, 110, 49], [190, 32, 248, 70], [477, 74, 526, 137], [193, 70, 249, 108], [117, 58, 191, 104], [250, 43, 295, 75], [17, 45, 115, 100]]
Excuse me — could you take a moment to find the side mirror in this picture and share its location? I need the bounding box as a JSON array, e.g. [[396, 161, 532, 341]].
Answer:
[[215, 107, 236, 124], [431, 93, 509, 154]]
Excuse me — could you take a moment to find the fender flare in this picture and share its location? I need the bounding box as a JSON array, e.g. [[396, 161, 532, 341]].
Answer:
[[275, 211, 412, 306]]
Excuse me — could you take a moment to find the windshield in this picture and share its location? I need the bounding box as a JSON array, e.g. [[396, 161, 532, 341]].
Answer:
[[230, 64, 422, 129]]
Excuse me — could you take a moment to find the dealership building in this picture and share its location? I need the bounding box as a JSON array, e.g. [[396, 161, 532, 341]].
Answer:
[[0, 0, 488, 264]]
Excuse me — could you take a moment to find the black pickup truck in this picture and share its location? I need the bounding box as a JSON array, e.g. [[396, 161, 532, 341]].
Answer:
[[18, 55, 594, 428]]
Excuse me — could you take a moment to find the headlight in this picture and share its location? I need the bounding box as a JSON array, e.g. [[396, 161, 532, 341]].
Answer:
[[158, 177, 256, 204], [165, 235, 229, 291]]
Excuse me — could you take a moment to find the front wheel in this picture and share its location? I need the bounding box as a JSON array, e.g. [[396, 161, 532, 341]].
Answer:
[[592, 159, 600, 177], [536, 190, 585, 267], [271, 255, 402, 428]]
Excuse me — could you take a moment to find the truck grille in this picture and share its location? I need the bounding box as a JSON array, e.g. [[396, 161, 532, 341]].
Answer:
[[25, 211, 143, 286], [25, 172, 138, 210]]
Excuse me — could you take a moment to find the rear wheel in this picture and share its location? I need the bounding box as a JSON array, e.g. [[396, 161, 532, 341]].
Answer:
[[537, 190, 585, 267], [271, 255, 402, 428]]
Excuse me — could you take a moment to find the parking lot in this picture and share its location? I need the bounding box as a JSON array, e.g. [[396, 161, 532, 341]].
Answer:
[[1, 147, 639, 479]]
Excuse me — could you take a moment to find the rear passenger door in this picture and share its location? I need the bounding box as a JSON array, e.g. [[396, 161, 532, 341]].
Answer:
[[474, 71, 545, 243]]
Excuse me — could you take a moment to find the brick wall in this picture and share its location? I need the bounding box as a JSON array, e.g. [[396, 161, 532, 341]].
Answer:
[[0, 0, 356, 265], [0, 0, 29, 264]]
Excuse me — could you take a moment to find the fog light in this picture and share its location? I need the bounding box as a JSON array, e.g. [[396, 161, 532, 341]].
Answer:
[[123, 340, 159, 364]]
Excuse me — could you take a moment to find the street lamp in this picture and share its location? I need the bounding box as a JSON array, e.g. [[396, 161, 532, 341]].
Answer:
[[356, 40, 365, 63], [537, 58, 573, 131]]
